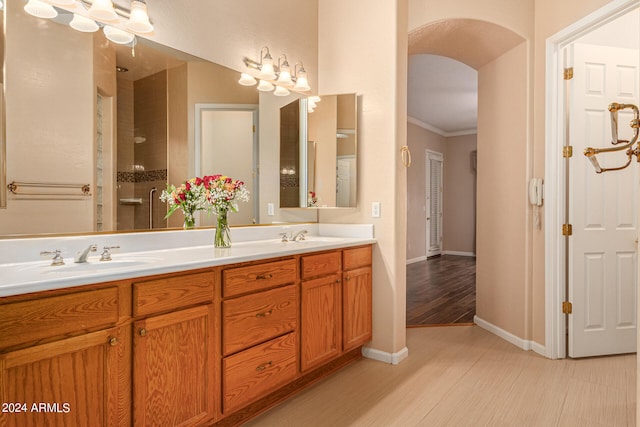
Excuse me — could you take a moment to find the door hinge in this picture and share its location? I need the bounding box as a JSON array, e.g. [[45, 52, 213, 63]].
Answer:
[[562, 224, 573, 236], [252, 125, 256, 133], [564, 67, 574, 80], [563, 146, 573, 158], [562, 301, 573, 314]]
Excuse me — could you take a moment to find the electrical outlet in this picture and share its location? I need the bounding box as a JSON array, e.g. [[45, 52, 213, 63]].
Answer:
[[371, 201, 381, 218], [267, 203, 275, 216]]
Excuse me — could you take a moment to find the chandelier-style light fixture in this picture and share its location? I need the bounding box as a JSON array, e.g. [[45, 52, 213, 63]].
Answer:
[[23, 0, 153, 47], [239, 46, 311, 96]]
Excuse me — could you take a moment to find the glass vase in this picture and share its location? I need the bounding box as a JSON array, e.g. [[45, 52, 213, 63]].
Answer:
[[214, 210, 231, 248], [183, 211, 195, 230]]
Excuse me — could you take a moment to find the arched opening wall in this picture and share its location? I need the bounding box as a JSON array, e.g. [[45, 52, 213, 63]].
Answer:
[[409, 13, 536, 345]]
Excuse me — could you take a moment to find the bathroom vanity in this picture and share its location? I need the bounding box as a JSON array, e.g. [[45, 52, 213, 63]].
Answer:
[[0, 224, 374, 426]]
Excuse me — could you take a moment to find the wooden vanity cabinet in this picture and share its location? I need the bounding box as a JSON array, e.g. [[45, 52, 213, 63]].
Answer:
[[131, 270, 218, 427], [0, 283, 129, 427], [342, 246, 373, 351]]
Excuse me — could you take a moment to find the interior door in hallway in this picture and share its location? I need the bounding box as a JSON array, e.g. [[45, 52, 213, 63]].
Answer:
[[426, 150, 443, 258], [569, 43, 639, 357]]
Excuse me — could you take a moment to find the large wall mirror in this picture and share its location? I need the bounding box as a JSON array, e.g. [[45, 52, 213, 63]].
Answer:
[[280, 93, 357, 208], [0, 0, 265, 236]]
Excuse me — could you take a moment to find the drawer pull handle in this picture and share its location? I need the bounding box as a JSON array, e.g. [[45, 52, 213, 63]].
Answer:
[[256, 309, 273, 318], [139, 328, 148, 337], [256, 274, 273, 280], [345, 276, 350, 281], [256, 361, 273, 371], [108, 337, 118, 346]]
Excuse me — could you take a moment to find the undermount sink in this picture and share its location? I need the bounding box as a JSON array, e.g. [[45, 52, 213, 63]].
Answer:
[[293, 236, 345, 243]]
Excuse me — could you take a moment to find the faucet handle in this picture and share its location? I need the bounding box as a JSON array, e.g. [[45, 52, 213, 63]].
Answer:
[[41, 249, 64, 266], [100, 245, 120, 261], [279, 232, 290, 242]]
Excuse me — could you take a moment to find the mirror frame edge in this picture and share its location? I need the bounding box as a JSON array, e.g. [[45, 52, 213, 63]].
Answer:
[[1, 7, 5, 209]]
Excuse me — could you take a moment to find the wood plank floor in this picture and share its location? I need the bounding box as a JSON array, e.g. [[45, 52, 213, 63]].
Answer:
[[244, 326, 636, 426], [406, 255, 476, 325]]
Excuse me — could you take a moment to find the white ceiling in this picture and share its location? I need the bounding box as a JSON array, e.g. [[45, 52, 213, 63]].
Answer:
[[407, 54, 478, 136]]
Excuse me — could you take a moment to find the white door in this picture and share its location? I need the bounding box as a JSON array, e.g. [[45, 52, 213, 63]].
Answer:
[[569, 43, 639, 357], [426, 150, 443, 258], [198, 109, 257, 226], [336, 156, 356, 207]]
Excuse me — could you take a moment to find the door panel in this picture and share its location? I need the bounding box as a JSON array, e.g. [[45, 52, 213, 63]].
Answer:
[[569, 43, 639, 357]]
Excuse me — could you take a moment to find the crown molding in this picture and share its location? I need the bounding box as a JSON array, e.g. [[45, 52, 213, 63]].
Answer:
[[408, 116, 477, 137]]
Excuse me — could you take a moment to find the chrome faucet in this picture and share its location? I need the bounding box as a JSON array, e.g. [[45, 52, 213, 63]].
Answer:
[[292, 230, 308, 241], [74, 244, 97, 263]]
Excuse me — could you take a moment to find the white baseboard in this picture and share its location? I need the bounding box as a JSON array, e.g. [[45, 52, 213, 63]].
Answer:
[[406, 256, 427, 265], [443, 251, 476, 257], [474, 315, 545, 356], [362, 346, 409, 365]]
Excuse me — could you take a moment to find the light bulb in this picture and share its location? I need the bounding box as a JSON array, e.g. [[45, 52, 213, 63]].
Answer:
[[238, 73, 257, 86], [126, 0, 153, 33], [274, 86, 290, 97], [89, 0, 117, 21], [70, 14, 99, 32], [103, 25, 135, 45], [24, 0, 57, 19], [257, 80, 275, 92]]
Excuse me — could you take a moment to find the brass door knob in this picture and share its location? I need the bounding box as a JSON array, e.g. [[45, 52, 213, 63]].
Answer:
[[139, 328, 148, 337]]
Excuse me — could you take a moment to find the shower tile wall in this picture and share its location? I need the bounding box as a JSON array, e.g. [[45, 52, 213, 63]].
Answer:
[[116, 71, 168, 230]]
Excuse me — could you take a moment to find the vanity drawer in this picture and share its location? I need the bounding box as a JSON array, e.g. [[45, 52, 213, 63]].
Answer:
[[0, 287, 119, 350], [301, 251, 341, 279], [223, 284, 297, 355], [343, 245, 372, 270], [223, 259, 297, 298], [133, 271, 215, 317], [223, 332, 297, 413]]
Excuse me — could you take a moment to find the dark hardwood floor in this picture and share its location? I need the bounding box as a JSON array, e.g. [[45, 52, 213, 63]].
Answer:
[[406, 255, 476, 326]]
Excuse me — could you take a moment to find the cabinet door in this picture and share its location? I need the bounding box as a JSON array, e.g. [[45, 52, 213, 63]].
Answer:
[[301, 274, 342, 372], [0, 327, 124, 427], [133, 305, 217, 427], [343, 266, 372, 351]]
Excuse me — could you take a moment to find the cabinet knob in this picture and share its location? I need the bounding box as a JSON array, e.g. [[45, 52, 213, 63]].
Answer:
[[108, 336, 118, 346], [345, 276, 350, 281], [336, 279, 341, 283], [139, 328, 148, 337], [255, 361, 273, 371]]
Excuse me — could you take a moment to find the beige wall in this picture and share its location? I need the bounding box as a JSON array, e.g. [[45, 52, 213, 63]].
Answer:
[[476, 42, 529, 339], [317, 0, 409, 356], [443, 134, 477, 255]]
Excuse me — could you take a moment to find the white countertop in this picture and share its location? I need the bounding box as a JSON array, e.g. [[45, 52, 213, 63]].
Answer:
[[0, 224, 375, 297]]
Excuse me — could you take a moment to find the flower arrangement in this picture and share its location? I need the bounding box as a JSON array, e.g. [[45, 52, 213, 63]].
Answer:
[[160, 175, 250, 247], [159, 177, 209, 228], [307, 191, 318, 207]]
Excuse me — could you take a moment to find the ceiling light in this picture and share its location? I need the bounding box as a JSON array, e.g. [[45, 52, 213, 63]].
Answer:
[[103, 25, 135, 44], [70, 14, 99, 32], [257, 80, 275, 92], [89, 0, 118, 21], [24, 0, 57, 19], [274, 86, 290, 97], [126, 0, 153, 33], [49, 0, 75, 5], [238, 73, 257, 86]]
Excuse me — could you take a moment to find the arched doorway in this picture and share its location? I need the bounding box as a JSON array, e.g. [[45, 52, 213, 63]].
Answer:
[[406, 19, 530, 340]]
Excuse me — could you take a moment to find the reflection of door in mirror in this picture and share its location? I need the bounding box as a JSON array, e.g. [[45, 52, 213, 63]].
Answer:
[[196, 105, 259, 226], [280, 100, 301, 207]]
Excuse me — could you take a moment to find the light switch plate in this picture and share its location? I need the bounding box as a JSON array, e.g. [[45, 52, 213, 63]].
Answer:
[[372, 201, 381, 218], [267, 203, 275, 216]]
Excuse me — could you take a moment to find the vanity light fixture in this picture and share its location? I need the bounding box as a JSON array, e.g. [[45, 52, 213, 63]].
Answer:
[[239, 46, 311, 96], [23, 0, 154, 45], [24, 0, 58, 19]]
